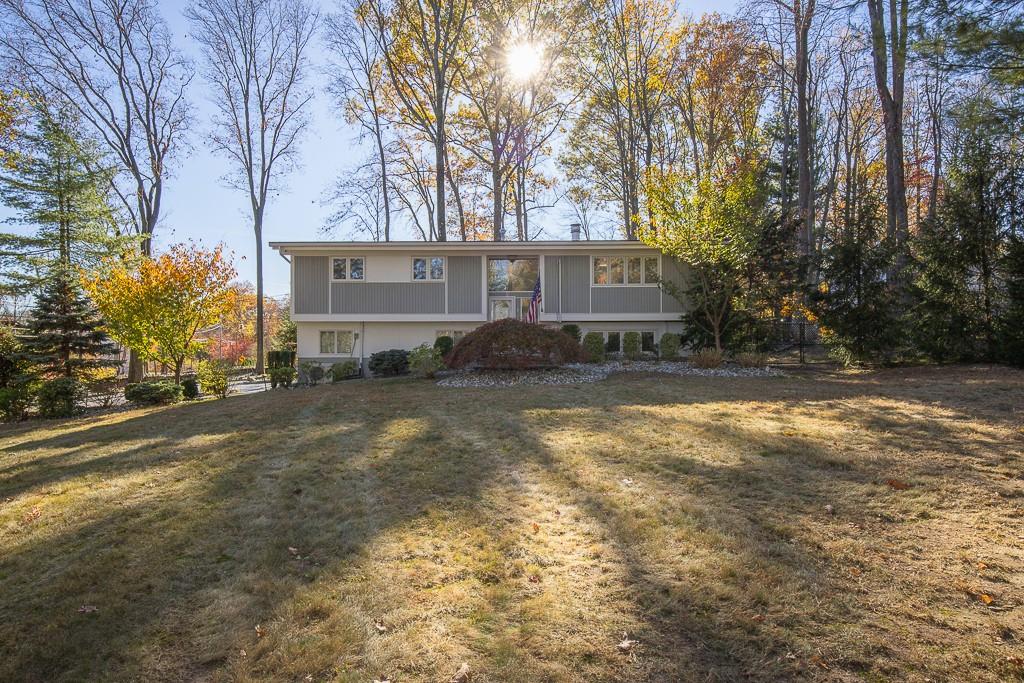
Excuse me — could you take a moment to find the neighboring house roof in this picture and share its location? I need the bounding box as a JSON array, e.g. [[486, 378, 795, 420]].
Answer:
[[270, 240, 656, 254]]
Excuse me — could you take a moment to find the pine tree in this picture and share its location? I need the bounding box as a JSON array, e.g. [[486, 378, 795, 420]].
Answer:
[[19, 271, 119, 379], [999, 237, 1024, 367], [0, 103, 128, 296]]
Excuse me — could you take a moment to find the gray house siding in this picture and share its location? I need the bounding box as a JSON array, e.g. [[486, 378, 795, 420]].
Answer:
[[294, 256, 330, 314], [592, 287, 661, 314], [660, 256, 688, 313], [543, 256, 561, 315], [331, 283, 445, 314], [447, 255, 482, 314], [559, 255, 590, 314]]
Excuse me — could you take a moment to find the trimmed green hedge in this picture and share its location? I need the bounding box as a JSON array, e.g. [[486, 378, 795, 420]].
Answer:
[[125, 381, 183, 406]]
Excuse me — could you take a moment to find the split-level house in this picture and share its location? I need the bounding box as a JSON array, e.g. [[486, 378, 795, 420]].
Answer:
[[271, 234, 692, 371]]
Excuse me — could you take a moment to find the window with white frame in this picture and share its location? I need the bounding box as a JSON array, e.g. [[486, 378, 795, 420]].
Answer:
[[436, 329, 466, 342], [413, 256, 445, 281], [332, 256, 365, 281], [319, 330, 355, 355], [593, 255, 659, 285], [595, 330, 658, 354]]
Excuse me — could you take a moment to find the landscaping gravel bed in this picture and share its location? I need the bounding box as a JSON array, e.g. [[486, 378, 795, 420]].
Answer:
[[437, 360, 784, 388]]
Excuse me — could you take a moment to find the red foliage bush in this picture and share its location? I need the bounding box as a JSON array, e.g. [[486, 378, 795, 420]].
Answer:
[[445, 319, 585, 370]]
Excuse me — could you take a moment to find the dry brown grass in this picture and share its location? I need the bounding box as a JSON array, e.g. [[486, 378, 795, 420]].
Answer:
[[1, 365, 1023, 682]]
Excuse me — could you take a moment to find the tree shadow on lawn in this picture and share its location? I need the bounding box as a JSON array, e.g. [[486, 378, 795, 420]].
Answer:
[[1, 369, 1021, 682], [0, 387, 507, 681]]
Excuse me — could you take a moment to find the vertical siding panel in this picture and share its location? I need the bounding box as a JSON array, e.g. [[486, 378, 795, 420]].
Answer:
[[560, 255, 590, 313], [447, 256, 482, 314], [543, 256, 561, 315], [294, 256, 329, 314], [591, 287, 662, 313], [660, 256, 688, 313], [331, 283, 445, 314]]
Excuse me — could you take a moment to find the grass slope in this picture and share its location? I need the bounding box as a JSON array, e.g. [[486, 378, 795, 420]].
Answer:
[[1, 366, 1023, 682]]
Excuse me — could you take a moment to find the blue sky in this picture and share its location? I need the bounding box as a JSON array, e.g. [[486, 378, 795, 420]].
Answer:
[[3, 0, 736, 299]]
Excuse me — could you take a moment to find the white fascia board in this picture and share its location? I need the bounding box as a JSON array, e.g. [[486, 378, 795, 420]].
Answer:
[[292, 314, 486, 323]]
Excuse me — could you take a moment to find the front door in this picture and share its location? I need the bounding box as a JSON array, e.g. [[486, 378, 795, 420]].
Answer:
[[489, 297, 515, 321]]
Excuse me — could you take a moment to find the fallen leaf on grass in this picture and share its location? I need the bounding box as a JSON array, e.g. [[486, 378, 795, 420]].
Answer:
[[751, 614, 765, 623], [531, 522, 540, 534], [22, 506, 42, 524], [886, 479, 911, 491], [374, 621, 388, 634], [979, 594, 994, 605], [977, 562, 988, 572], [78, 605, 98, 614], [255, 624, 265, 638], [528, 574, 540, 583], [809, 655, 830, 670], [850, 567, 862, 577], [373, 679, 392, 683], [450, 662, 471, 682], [617, 635, 638, 654]]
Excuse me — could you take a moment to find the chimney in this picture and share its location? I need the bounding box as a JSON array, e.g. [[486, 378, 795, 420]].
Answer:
[[570, 223, 581, 241]]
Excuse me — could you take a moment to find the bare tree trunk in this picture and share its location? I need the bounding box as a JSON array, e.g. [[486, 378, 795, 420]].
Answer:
[[795, 0, 816, 261], [866, 0, 910, 278]]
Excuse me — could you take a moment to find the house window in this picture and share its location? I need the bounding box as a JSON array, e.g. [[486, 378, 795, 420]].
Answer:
[[605, 331, 621, 353], [644, 257, 659, 283], [593, 255, 660, 285], [332, 257, 365, 281], [642, 331, 656, 353], [413, 256, 444, 281], [319, 330, 354, 355], [436, 329, 466, 343]]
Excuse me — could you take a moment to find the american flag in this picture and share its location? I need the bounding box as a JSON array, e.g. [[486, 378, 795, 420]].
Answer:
[[526, 276, 542, 323]]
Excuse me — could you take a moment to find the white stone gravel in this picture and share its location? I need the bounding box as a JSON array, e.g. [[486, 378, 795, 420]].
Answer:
[[436, 360, 783, 388]]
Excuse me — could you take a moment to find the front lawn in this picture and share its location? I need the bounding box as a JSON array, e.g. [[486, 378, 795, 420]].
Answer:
[[1, 366, 1022, 681]]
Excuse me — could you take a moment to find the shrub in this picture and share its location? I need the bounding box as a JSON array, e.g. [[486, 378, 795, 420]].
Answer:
[[690, 348, 723, 369], [445, 319, 585, 370], [37, 377, 86, 418], [735, 351, 768, 368], [125, 381, 183, 406], [409, 343, 443, 378], [659, 333, 680, 360], [368, 349, 410, 376], [433, 335, 454, 358], [0, 379, 35, 422], [269, 366, 296, 388], [83, 368, 121, 408], [622, 331, 642, 361], [330, 360, 359, 382], [197, 361, 230, 398], [181, 377, 200, 400], [560, 324, 582, 343], [299, 361, 325, 386], [267, 350, 296, 369], [582, 331, 605, 363]]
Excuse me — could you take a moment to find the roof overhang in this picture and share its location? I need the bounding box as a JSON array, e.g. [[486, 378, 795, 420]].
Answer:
[[269, 240, 656, 255]]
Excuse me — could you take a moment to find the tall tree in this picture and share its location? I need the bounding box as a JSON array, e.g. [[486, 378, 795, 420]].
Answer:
[[562, 0, 674, 239], [324, 0, 393, 241], [366, 0, 472, 241], [0, 0, 192, 382], [865, 0, 910, 278], [0, 104, 126, 296], [187, 0, 319, 375]]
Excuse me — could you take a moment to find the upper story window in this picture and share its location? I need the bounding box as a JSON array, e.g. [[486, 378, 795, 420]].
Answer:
[[332, 256, 365, 281], [487, 257, 538, 292], [593, 255, 659, 285], [413, 256, 445, 281]]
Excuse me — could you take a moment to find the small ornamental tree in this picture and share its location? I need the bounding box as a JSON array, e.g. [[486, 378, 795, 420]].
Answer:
[[641, 160, 765, 353], [445, 319, 584, 370], [20, 271, 120, 379], [83, 243, 236, 383]]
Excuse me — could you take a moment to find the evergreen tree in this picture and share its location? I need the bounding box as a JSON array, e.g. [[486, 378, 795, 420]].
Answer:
[[912, 95, 1008, 361], [19, 271, 119, 379], [813, 160, 902, 364], [0, 103, 128, 297], [999, 237, 1024, 367]]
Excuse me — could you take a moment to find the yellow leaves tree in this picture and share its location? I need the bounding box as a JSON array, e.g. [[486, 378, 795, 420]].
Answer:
[[82, 243, 236, 383]]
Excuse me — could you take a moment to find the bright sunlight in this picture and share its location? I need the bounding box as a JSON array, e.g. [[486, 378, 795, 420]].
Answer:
[[506, 42, 544, 82]]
